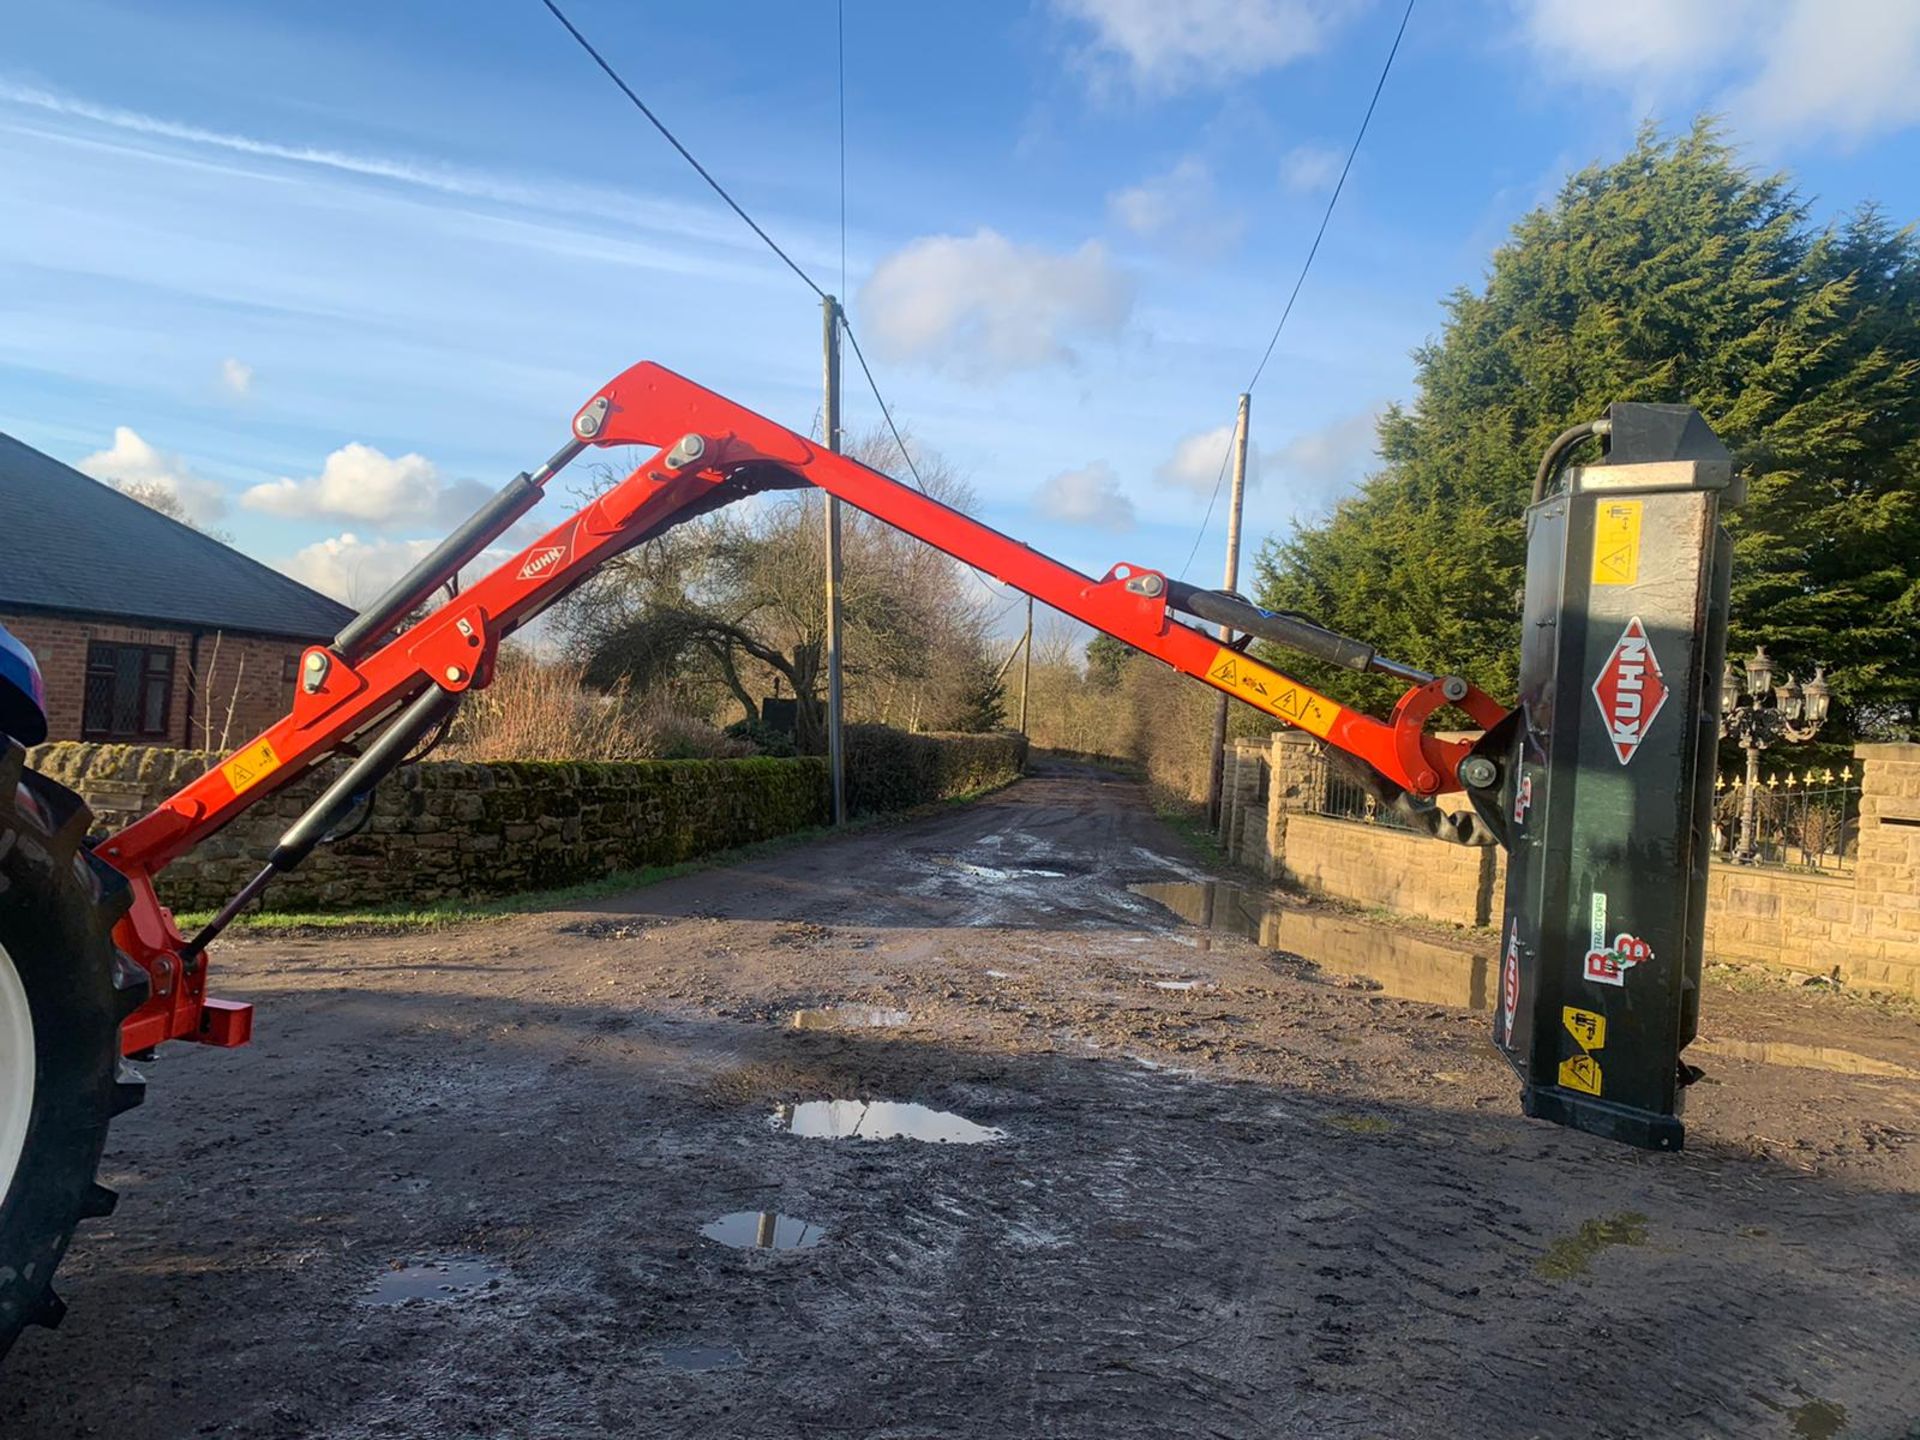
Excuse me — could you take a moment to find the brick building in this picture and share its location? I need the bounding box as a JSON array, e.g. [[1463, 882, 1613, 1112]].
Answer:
[[0, 431, 353, 749]]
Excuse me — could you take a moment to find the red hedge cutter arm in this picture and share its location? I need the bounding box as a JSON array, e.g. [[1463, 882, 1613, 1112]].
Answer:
[[96, 362, 1508, 1054]]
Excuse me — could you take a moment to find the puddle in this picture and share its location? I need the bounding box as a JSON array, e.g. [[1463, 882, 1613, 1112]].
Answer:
[[1132, 879, 1490, 1010], [660, 1345, 744, 1373], [1694, 1037, 1919, 1080], [790, 1005, 910, 1030], [772, 1100, 1006, 1144], [362, 1257, 502, 1306], [940, 859, 1067, 881], [1788, 1399, 1848, 1439], [1534, 1212, 1648, 1281], [699, 1211, 827, 1250], [1757, 1390, 1850, 1439], [985, 969, 1014, 979], [1150, 979, 1209, 991]]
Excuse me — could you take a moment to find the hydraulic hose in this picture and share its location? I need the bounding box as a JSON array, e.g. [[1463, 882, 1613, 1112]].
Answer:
[[1531, 419, 1612, 505]]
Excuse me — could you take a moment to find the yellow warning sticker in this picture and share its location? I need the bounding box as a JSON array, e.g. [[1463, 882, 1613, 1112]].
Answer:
[[1207, 649, 1339, 739], [1558, 1052, 1603, 1096], [1563, 1006, 1607, 1051], [1592, 500, 1643, 586], [221, 738, 283, 796]]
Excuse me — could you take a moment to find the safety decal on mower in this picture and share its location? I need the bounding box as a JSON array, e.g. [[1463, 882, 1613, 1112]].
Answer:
[[1591, 500, 1643, 586], [1558, 1005, 1607, 1096], [1591, 617, 1669, 765]]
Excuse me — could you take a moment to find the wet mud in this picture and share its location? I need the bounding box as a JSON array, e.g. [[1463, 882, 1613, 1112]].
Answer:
[[3, 759, 1917, 1438]]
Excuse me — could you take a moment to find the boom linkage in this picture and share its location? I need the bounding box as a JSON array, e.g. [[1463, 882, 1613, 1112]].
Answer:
[[98, 361, 1507, 1054]]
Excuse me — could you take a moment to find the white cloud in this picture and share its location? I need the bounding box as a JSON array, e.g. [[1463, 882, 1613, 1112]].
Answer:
[[281, 533, 436, 606], [220, 357, 253, 396], [1268, 406, 1382, 505], [1725, 2, 1920, 144], [1516, 0, 1920, 145], [1279, 143, 1344, 195], [858, 228, 1133, 376], [1157, 422, 1262, 494], [1108, 157, 1243, 251], [242, 442, 485, 525], [77, 425, 228, 522], [1054, 0, 1353, 93], [1518, 0, 1740, 82], [1034, 462, 1136, 530]]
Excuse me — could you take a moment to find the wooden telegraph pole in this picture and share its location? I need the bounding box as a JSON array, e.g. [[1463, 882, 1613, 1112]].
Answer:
[[1019, 594, 1033, 734], [1204, 393, 1252, 829], [822, 295, 847, 825]]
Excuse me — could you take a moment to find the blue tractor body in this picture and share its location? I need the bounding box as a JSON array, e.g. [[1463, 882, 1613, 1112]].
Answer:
[[0, 621, 48, 745]]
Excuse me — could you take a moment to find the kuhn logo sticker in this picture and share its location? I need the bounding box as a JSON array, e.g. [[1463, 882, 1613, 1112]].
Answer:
[[1584, 933, 1653, 988], [517, 541, 571, 582], [1500, 921, 1520, 1046], [1591, 617, 1668, 765]]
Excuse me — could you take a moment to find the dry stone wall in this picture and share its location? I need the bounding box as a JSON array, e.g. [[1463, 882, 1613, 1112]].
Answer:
[[30, 729, 1027, 912]]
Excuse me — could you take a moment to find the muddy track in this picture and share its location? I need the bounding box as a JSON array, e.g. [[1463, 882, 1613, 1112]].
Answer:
[[4, 760, 1916, 1438]]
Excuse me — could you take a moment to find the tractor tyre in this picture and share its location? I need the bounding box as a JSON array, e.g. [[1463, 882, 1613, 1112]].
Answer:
[[0, 741, 147, 1365]]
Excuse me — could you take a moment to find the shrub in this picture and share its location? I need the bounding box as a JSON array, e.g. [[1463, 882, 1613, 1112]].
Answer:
[[444, 652, 749, 762]]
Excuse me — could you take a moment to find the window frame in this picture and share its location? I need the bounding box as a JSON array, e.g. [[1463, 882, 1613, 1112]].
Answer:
[[81, 640, 177, 742]]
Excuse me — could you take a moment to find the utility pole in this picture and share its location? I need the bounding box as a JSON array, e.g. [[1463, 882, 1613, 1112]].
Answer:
[[1018, 595, 1033, 735], [822, 295, 847, 825], [1204, 393, 1252, 829]]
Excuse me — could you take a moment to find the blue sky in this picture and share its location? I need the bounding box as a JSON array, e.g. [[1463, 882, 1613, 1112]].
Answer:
[[6, 0, 1920, 641]]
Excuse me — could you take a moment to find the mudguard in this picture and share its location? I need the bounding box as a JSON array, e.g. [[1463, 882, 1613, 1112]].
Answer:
[[0, 622, 48, 745]]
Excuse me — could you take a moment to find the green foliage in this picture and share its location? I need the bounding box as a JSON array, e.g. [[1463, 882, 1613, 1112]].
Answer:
[[725, 717, 799, 757], [930, 655, 1008, 732], [843, 724, 1028, 815], [1256, 121, 1920, 737], [1084, 633, 1138, 691]]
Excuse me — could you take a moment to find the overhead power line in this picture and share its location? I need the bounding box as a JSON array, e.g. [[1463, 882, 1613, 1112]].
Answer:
[[538, 0, 1007, 606], [1177, 0, 1416, 580], [538, 0, 827, 301]]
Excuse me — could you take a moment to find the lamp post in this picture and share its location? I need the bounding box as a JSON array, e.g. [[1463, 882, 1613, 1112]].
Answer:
[[1718, 645, 1831, 861]]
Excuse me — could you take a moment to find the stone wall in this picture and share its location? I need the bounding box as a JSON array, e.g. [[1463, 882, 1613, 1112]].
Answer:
[[1281, 814, 1499, 928], [1704, 865, 1855, 978], [1849, 744, 1920, 991], [1217, 733, 1920, 995], [31, 729, 1028, 913]]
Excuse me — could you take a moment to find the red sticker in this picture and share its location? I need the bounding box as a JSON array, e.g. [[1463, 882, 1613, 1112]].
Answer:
[[1500, 921, 1520, 1044], [1591, 617, 1669, 765], [1584, 932, 1653, 988]]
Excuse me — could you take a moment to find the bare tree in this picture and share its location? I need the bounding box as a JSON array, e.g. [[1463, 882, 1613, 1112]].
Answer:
[[561, 427, 1003, 747]]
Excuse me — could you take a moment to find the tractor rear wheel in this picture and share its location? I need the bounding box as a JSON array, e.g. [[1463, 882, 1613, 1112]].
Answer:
[[0, 742, 147, 1364]]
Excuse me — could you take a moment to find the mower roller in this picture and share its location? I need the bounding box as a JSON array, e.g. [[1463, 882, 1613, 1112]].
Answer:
[[0, 363, 1738, 1359]]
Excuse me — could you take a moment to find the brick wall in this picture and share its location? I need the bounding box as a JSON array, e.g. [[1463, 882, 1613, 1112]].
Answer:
[[0, 609, 308, 749]]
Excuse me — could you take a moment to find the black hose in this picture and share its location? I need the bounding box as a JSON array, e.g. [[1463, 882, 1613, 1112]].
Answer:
[[1531, 419, 1611, 505]]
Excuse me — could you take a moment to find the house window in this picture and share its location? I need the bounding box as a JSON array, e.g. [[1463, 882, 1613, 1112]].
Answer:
[[82, 642, 175, 741]]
